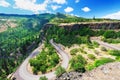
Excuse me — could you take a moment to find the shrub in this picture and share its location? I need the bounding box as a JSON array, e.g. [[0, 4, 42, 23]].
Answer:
[[33, 67, 38, 75], [109, 50, 120, 56], [70, 48, 78, 55], [55, 66, 66, 77], [94, 50, 99, 55], [103, 38, 120, 43], [116, 56, 120, 61], [85, 64, 95, 71], [87, 44, 94, 49], [94, 58, 114, 67], [101, 47, 107, 51], [103, 30, 117, 39], [87, 54, 96, 60], [92, 41, 99, 48], [79, 48, 84, 53], [39, 76, 48, 80], [70, 55, 87, 72]]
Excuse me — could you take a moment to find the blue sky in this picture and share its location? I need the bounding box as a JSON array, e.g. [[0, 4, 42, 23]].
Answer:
[[0, 0, 120, 19]]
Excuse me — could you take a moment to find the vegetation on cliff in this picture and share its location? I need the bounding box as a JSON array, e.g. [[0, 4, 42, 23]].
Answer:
[[0, 13, 120, 79]]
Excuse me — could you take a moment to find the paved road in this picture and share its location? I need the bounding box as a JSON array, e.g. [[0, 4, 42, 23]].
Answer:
[[14, 40, 70, 80], [91, 38, 120, 50]]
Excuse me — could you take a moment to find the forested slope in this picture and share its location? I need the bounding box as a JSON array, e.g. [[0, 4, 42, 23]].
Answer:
[[0, 13, 54, 80]]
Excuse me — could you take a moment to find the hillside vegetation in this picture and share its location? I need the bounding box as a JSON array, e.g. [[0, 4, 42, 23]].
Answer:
[[0, 13, 120, 80], [0, 13, 54, 80], [29, 42, 60, 74], [44, 23, 120, 75]]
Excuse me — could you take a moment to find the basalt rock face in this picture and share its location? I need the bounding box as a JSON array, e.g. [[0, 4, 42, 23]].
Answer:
[[59, 22, 120, 30], [56, 62, 120, 80], [44, 22, 120, 31], [43, 23, 55, 30], [56, 72, 83, 80]]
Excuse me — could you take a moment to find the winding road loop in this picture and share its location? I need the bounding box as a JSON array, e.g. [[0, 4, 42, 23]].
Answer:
[[14, 39, 70, 80], [14, 38, 119, 80]]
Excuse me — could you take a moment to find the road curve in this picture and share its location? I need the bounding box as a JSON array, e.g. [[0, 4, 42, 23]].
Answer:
[[14, 40, 70, 80], [91, 39, 120, 50]]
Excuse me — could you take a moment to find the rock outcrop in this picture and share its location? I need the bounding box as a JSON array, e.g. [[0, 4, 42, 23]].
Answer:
[[44, 22, 120, 31], [56, 72, 83, 80], [56, 62, 120, 80], [59, 22, 120, 30]]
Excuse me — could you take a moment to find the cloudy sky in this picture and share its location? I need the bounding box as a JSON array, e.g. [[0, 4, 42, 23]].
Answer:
[[0, 0, 120, 19]]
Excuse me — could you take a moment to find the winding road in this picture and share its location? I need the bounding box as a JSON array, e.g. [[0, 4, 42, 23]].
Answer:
[[14, 39, 70, 80], [91, 37, 120, 50], [13, 37, 120, 80]]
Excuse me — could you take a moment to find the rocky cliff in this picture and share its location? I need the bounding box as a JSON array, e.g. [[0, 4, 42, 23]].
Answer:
[[44, 22, 120, 31], [56, 62, 120, 80]]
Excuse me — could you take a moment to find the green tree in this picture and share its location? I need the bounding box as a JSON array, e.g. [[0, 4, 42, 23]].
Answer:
[[70, 48, 78, 55], [103, 30, 117, 39], [39, 76, 48, 80], [70, 55, 86, 72], [55, 66, 66, 77]]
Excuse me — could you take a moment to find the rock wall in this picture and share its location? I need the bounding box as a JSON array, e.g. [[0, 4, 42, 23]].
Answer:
[[59, 22, 120, 30], [44, 22, 120, 31]]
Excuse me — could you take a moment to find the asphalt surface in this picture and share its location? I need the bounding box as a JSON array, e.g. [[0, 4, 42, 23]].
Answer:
[[14, 40, 70, 80], [91, 38, 120, 50]]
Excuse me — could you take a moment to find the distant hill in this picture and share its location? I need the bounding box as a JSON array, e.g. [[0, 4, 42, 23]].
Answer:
[[0, 13, 56, 32], [0, 13, 119, 33], [0, 13, 37, 18], [49, 13, 119, 24], [0, 13, 55, 19]]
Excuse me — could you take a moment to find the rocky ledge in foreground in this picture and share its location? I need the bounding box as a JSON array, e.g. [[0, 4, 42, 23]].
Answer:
[[56, 62, 120, 80]]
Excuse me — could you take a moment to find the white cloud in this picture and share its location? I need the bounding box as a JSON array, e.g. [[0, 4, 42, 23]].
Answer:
[[13, 0, 68, 14], [14, 0, 50, 14], [0, 0, 10, 7], [64, 7, 74, 13], [51, 5, 61, 11], [52, 0, 67, 4], [103, 11, 120, 19], [75, 0, 80, 3], [81, 7, 91, 12]]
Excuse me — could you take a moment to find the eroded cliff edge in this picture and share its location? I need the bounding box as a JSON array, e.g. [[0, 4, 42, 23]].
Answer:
[[44, 22, 120, 31]]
